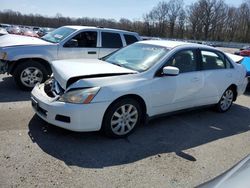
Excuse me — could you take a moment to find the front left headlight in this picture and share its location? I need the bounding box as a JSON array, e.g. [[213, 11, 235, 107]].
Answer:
[[58, 87, 100, 104]]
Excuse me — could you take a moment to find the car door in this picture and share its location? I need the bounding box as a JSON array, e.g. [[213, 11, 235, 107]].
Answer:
[[98, 31, 124, 58], [150, 49, 204, 115], [197, 49, 235, 104], [58, 30, 99, 59]]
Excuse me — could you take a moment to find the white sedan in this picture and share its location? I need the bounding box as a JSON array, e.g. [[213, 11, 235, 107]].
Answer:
[[31, 40, 248, 138]]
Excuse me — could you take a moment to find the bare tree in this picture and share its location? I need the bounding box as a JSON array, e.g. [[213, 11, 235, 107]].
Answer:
[[1, 0, 250, 42], [167, 0, 183, 38]]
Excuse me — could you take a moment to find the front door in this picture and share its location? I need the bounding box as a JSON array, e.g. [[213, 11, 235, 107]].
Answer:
[[58, 31, 99, 59], [150, 49, 204, 115]]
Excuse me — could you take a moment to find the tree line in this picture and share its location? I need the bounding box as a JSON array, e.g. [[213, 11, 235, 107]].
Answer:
[[0, 0, 250, 42]]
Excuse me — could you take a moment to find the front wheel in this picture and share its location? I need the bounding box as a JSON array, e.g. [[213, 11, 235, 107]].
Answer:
[[102, 98, 142, 138], [216, 88, 235, 112], [13, 61, 49, 91]]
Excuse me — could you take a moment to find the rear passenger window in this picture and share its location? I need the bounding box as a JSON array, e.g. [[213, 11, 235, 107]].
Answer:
[[201, 51, 232, 70], [102, 32, 123, 48], [124, 34, 138, 45]]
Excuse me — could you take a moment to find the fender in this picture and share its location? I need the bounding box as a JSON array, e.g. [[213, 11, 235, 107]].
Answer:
[[3, 44, 58, 63]]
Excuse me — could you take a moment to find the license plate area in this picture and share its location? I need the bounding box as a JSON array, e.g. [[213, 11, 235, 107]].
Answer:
[[31, 97, 47, 117], [31, 97, 38, 110]]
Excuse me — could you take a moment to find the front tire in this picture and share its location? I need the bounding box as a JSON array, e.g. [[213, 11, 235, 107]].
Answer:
[[13, 60, 49, 91], [216, 87, 235, 112], [102, 98, 142, 138]]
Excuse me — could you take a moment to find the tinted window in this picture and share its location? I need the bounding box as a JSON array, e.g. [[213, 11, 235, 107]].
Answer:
[[124, 34, 138, 45], [201, 51, 231, 70], [167, 50, 198, 73], [71, 31, 97, 48], [102, 32, 123, 48]]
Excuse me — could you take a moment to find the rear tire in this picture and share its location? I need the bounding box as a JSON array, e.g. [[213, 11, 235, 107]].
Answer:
[[215, 87, 235, 112], [102, 98, 142, 138], [13, 60, 49, 91]]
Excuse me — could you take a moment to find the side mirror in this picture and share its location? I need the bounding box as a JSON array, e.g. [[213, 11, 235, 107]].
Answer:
[[64, 39, 78, 47], [163, 66, 179, 76]]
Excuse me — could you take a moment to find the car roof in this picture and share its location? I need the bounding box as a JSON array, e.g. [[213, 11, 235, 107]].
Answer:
[[64, 25, 138, 34], [138, 40, 216, 50]]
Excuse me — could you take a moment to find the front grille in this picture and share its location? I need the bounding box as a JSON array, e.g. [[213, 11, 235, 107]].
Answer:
[[44, 78, 64, 98]]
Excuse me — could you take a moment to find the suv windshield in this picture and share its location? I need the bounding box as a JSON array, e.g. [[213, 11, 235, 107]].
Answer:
[[41, 27, 76, 43], [104, 43, 169, 72]]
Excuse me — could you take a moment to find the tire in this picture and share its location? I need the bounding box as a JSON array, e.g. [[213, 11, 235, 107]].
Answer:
[[215, 87, 235, 112], [13, 60, 49, 91], [102, 98, 142, 138]]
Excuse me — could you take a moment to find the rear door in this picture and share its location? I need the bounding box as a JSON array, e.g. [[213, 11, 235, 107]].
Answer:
[[58, 30, 99, 59], [197, 49, 235, 105]]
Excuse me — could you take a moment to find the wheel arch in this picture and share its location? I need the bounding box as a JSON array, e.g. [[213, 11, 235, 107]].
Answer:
[[103, 94, 148, 123], [228, 84, 237, 101], [9, 58, 52, 75]]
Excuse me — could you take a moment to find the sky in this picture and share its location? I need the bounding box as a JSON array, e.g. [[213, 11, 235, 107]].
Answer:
[[1, 0, 244, 21]]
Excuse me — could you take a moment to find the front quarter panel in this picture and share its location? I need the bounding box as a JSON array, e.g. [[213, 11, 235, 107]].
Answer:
[[91, 76, 153, 115], [3, 45, 58, 62]]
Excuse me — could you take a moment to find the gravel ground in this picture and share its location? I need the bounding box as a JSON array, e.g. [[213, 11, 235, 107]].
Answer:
[[0, 72, 249, 188]]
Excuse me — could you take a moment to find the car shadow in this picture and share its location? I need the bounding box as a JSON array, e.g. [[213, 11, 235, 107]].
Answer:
[[0, 75, 30, 102], [28, 104, 250, 168]]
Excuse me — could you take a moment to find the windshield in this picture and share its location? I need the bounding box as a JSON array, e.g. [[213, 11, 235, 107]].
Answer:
[[104, 43, 169, 72], [41, 27, 76, 43]]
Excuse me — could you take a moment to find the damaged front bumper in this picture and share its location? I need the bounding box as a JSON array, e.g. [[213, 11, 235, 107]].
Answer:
[[0, 59, 8, 74]]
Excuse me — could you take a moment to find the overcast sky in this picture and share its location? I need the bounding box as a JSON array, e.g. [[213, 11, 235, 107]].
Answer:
[[1, 0, 244, 21]]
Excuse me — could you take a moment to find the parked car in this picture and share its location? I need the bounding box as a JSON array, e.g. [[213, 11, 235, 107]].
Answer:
[[6, 25, 21, 35], [141, 36, 161, 40], [22, 28, 39, 38], [0, 23, 11, 29], [239, 49, 250, 57], [0, 28, 8, 36], [234, 45, 250, 56], [37, 27, 54, 37], [0, 25, 141, 90], [198, 155, 250, 188], [32, 27, 41, 34], [31, 40, 248, 138], [227, 53, 250, 77]]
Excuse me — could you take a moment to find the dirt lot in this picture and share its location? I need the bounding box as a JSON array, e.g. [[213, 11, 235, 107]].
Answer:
[[0, 73, 250, 188]]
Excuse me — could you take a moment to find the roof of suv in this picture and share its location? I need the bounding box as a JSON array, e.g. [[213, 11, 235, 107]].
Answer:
[[64, 25, 138, 34]]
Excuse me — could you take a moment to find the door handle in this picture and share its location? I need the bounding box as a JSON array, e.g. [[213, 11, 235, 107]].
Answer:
[[88, 51, 97, 54]]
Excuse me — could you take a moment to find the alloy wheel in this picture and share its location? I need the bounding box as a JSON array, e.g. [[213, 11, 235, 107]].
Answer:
[[110, 104, 138, 136]]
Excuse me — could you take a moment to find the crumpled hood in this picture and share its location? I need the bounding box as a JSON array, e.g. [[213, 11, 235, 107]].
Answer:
[[0, 34, 52, 47], [52, 59, 137, 89]]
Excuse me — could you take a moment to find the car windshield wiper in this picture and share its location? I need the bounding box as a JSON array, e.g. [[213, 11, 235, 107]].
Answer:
[[112, 63, 124, 68]]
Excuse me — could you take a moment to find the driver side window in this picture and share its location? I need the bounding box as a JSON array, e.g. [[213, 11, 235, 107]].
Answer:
[[66, 31, 97, 48], [167, 50, 198, 73]]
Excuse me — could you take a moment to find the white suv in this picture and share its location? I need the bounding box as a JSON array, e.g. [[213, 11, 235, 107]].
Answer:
[[0, 26, 140, 90]]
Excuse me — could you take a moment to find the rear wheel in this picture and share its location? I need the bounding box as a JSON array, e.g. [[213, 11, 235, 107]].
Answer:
[[102, 98, 142, 138], [216, 87, 235, 112], [13, 60, 49, 91]]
